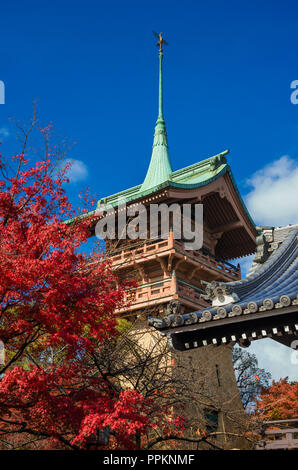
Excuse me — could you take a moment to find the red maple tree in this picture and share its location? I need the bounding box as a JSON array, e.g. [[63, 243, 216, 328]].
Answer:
[[255, 378, 298, 420], [0, 121, 185, 450]]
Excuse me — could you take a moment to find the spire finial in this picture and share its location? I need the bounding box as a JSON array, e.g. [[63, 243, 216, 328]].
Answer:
[[153, 31, 168, 52], [140, 33, 172, 192], [153, 31, 168, 122]]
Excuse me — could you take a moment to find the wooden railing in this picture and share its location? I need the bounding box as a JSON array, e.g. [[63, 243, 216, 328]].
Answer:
[[111, 239, 170, 265], [255, 419, 298, 450], [174, 240, 240, 279], [120, 278, 175, 310], [119, 277, 205, 311], [177, 280, 202, 304], [110, 236, 240, 280]]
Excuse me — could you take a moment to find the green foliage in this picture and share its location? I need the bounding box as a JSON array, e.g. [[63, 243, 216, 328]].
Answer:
[[115, 318, 133, 334], [233, 346, 272, 411]]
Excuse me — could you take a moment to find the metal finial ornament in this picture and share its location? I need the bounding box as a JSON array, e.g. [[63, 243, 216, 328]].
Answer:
[[140, 31, 172, 192], [152, 31, 169, 52], [152, 31, 168, 122]]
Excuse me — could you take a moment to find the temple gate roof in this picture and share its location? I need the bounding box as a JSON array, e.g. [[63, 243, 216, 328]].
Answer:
[[148, 224, 298, 350]]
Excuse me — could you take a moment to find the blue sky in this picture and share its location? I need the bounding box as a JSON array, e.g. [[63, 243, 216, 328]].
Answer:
[[0, 0, 298, 380]]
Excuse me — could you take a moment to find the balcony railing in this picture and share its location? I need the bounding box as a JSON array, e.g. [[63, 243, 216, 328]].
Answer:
[[174, 240, 240, 279], [255, 419, 298, 450], [111, 238, 170, 265], [110, 236, 240, 280], [119, 277, 174, 312], [119, 277, 207, 312], [177, 280, 203, 304]]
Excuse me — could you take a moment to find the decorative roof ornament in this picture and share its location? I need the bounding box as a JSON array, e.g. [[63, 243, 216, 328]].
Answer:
[[148, 225, 298, 350], [140, 32, 173, 192], [153, 31, 169, 52], [201, 280, 240, 307], [247, 225, 296, 277], [254, 226, 275, 264], [165, 299, 181, 316]]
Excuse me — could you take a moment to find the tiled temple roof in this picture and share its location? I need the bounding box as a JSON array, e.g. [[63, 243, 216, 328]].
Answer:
[[96, 151, 255, 230], [148, 225, 298, 345]]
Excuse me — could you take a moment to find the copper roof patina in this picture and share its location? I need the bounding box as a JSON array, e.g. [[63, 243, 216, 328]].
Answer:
[[96, 43, 255, 231]]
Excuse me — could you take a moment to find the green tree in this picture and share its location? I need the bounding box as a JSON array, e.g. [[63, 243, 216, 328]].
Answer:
[[233, 346, 271, 410]]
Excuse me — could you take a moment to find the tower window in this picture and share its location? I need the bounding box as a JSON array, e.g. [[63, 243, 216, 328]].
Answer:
[[204, 409, 219, 434], [215, 363, 221, 387]]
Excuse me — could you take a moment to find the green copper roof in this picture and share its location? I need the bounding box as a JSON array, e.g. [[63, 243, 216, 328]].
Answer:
[[97, 149, 255, 229], [96, 39, 255, 231], [99, 150, 227, 207], [140, 49, 172, 192], [68, 149, 255, 234]]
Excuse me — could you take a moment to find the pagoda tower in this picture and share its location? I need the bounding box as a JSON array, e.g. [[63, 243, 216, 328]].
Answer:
[[97, 37, 257, 321], [95, 35, 258, 447]]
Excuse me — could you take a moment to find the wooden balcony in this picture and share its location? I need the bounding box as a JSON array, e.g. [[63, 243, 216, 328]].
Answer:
[[110, 236, 240, 281], [119, 277, 175, 314], [110, 238, 171, 266], [174, 240, 240, 280], [118, 276, 209, 314], [177, 280, 205, 306]]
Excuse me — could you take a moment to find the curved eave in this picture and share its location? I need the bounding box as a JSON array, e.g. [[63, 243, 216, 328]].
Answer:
[[169, 165, 256, 230], [97, 162, 256, 233], [96, 152, 230, 209]]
